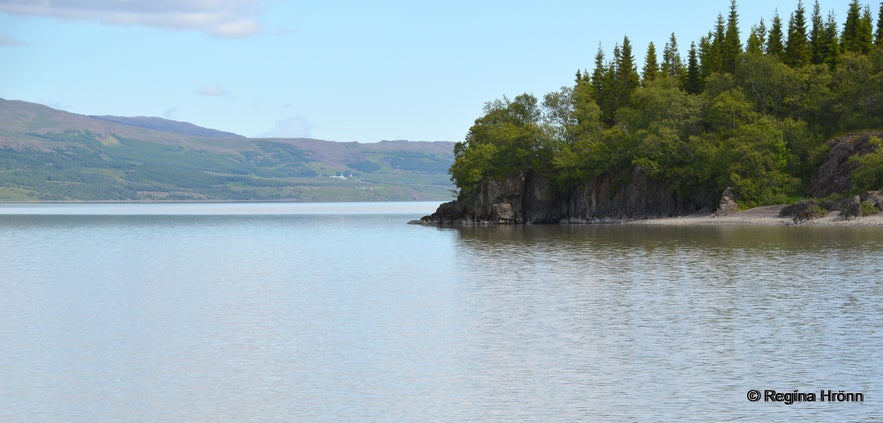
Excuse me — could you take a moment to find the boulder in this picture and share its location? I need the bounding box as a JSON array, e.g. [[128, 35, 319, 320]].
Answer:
[[779, 200, 828, 223], [861, 189, 883, 210], [715, 188, 739, 217], [839, 195, 863, 220]]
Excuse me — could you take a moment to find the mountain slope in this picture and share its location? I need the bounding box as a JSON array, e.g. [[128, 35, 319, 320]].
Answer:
[[0, 99, 455, 201]]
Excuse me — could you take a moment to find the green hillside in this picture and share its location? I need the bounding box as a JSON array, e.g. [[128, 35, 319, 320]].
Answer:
[[0, 99, 455, 201]]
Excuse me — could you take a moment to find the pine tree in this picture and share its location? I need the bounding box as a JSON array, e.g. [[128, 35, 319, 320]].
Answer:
[[824, 11, 841, 66], [591, 45, 614, 125], [810, 0, 826, 64], [661, 33, 685, 79], [747, 18, 767, 54], [615, 36, 640, 110], [857, 5, 874, 53], [722, 0, 742, 73], [642, 42, 659, 84], [842, 0, 865, 53], [698, 33, 715, 80], [686, 41, 703, 94], [767, 11, 785, 58], [785, 0, 810, 67], [710, 14, 726, 73], [877, 2, 883, 45]]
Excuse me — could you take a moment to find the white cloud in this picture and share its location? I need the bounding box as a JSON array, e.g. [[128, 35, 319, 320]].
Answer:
[[261, 115, 314, 138], [162, 107, 179, 119], [0, 33, 25, 46], [195, 85, 231, 97], [0, 0, 264, 38]]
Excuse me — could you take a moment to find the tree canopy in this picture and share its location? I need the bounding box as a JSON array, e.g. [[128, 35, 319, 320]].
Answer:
[[450, 1, 883, 207]]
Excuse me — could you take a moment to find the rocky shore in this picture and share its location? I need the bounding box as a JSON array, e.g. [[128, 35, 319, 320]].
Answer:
[[631, 204, 883, 226], [413, 131, 883, 227]]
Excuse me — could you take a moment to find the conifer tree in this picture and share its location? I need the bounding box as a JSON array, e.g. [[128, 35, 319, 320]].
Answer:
[[722, 0, 742, 73], [767, 11, 786, 58], [661, 33, 685, 79], [824, 11, 841, 66], [642, 42, 659, 84], [877, 2, 883, 45], [590, 45, 614, 125], [710, 14, 726, 73], [747, 18, 767, 54], [841, 0, 871, 53], [810, 0, 826, 64], [698, 34, 715, 80], [615, 36, 640, 110], [685, 41, 703, 94], [785, 0, 810, 67], [858, 5, 874, 52]]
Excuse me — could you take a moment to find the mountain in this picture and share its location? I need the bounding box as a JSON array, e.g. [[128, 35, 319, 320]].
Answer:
[[0, 98, 455, 201], [90, 115, 245, 139]]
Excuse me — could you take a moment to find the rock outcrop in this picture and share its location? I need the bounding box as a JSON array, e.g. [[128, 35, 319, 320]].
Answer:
[[416, 167, 712, 225], [811, 131, 883, 197], [416, 131, 883, 225], [715, 188, 739, 217]]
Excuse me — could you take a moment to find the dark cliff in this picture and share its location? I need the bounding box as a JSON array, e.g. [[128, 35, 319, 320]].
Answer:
[[418, 167, 713, 224], [417, 131, 882, 225]]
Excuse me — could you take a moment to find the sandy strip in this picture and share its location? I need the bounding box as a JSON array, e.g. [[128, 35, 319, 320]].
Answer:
[[631, 205, 883, 226]]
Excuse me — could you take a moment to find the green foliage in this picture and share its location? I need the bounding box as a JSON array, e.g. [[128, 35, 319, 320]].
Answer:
[[850, 137, 883, 190], [447, 0, 883, 208], [450, 94, 548, 189], [861, 200, 880, 215], [767, 12, 786, 58], [784, 0, 810, 67]]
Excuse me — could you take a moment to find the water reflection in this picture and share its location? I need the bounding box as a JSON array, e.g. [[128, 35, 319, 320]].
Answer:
[[444, 224, 883, 421]]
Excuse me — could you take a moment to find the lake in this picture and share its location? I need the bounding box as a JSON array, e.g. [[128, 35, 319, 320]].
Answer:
[[1, 202, 881, 421]]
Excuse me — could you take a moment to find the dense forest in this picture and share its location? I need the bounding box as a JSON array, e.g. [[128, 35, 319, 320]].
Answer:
[[450, 0, 883, 208]]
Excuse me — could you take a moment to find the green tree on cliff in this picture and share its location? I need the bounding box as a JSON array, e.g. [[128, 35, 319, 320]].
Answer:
[[784, 0, 810, 67], [767, 11, 786, 58]]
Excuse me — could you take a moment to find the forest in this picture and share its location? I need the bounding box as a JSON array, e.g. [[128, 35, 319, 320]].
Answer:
[[450, 0, 883, 207]]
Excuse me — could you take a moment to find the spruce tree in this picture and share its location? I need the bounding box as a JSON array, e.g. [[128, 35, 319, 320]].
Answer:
[[710, 14, 726, 73], [698, 34, 715, 80], [785, 0, 810, 67], [858, 5, 874, 53], [877, 2, 883, 45], [825, 11, 841, 66], [723, 0, 742, 73], [686, 41, 703, 94], [661, 33, 685, 79], [767, 11, 785, 58], [615, 36, 640, 110], [810, 0, 826, 64], [642, 42, 659, 84], [842, 0, 863, 53], [747, 18, 767, 55], [591, 45, 614, 126]]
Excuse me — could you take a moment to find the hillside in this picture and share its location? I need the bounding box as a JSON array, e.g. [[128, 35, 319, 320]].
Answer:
[[0, 99, 455, 201]]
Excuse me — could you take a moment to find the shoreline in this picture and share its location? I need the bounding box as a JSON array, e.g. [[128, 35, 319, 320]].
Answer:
[[630, 205, 883, 227]]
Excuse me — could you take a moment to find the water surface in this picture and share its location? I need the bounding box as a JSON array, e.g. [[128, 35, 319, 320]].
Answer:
[[1, 202, 880, 421]]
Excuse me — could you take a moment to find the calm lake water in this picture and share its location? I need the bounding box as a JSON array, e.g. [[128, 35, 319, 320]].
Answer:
[[1, 202, 881, 422]]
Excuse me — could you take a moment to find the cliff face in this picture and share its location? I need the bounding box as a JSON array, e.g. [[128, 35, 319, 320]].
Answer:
[[811, 131, 883, 197], [420, 167, 711, 224], [419, 130, 882, 225]]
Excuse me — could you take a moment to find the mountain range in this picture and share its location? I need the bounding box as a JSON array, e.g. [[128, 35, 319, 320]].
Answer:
[[0, 98, 455, 201]]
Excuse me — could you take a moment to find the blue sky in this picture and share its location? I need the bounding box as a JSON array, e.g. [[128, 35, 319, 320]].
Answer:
[[0, 0, 852, 142]]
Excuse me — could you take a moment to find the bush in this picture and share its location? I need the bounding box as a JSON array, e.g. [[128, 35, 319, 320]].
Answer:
[[861, 200, 880, 216]]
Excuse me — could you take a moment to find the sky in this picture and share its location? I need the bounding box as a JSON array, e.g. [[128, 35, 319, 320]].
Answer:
[[0, 0, 856, 142]]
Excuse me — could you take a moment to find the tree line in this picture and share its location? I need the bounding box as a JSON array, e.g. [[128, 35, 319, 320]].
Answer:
[[451, 0, 883, 207]]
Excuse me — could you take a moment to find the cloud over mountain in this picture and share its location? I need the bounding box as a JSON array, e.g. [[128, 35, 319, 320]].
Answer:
[[0, 0, 263, 37]]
